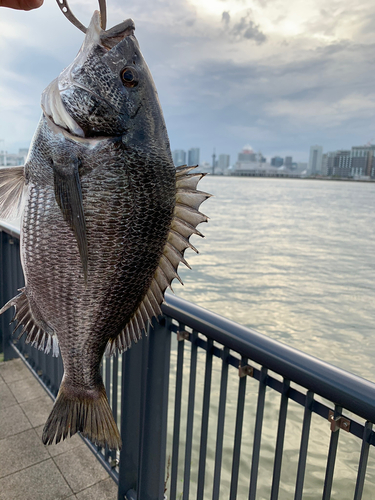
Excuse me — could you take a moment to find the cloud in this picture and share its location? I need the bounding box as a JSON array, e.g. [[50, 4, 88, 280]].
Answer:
[[232, 12, 267, 44], [1, 0, 375, 163], [222, 11, 230, 25], [219, 8, 267, 45]]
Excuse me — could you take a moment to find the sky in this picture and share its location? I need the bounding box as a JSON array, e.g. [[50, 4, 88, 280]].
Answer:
[[1, 0, 375, 164]]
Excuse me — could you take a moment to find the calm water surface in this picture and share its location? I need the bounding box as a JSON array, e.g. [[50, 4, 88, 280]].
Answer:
[[165, 176, 375, 499], [175, 176, 375, 383]]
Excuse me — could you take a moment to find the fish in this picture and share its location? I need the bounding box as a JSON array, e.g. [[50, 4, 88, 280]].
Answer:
[[0, 7, 209, 450]]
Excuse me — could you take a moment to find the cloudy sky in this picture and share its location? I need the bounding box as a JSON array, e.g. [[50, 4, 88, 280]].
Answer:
[[1, 0, 375, 164]]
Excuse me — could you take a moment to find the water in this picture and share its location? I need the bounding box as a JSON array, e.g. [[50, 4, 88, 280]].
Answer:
[[175, 176, 375, 384], [165, 176, 375, 499]]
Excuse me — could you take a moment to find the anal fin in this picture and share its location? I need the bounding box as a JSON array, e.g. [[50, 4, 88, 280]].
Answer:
[[0, 288, 59, 356], [53, 160, 88, 279]]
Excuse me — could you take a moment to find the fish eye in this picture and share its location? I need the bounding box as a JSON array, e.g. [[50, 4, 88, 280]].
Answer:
[[121, 67, 138, 87]]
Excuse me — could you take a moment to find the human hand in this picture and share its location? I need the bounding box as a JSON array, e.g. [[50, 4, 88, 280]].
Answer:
[[0, 0, 43, 10]]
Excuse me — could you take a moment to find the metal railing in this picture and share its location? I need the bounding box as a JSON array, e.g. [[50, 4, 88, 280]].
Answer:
[[1, 221, 375, 500]]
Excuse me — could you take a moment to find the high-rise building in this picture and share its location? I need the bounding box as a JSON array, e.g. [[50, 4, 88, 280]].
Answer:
[[308, 145, 323, 175], [218, 154, 230, 171], [351, 145, 375, 177], [188, 148, 200, 166], [271, 156, 284, 167], [321, 152, 335, 176], [172, 149, 186, 166], [329, 150, 351, 177], [321, 145, 375, 178], [284, 156, 293, 168]]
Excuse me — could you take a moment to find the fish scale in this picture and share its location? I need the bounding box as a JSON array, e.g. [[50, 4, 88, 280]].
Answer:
[[0, 9, 210, 450]]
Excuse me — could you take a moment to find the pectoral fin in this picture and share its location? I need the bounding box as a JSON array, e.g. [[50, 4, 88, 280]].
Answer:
[[0, 166, 26, 219], [53, 160, 88, 279]]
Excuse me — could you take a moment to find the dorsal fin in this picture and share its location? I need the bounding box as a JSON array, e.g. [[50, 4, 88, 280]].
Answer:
[[105, 165, 210, 356]]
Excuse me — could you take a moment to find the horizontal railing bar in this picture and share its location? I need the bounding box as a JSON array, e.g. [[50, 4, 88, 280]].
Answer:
[[163, 293, 375, 424], [12, 318, 374, 448], [0, 221, 21, 239], [168, 329, 373, 445]]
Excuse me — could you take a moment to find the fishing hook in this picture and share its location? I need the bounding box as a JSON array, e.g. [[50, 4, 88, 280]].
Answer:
[[56, 0, 107, 33]]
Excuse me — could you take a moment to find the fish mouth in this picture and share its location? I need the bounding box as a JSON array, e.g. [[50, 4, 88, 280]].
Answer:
[[87, 10, 136, 50], [100, 18, 135, 50]]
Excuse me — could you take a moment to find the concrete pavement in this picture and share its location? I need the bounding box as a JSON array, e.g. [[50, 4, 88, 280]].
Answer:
[[0, 358, 118, 500]]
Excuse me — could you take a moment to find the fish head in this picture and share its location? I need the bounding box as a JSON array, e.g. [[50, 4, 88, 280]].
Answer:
[[42, 11, 168, 145]]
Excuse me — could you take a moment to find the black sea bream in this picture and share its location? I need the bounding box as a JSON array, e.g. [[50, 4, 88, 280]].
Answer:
[[0, 10, 209, 449]]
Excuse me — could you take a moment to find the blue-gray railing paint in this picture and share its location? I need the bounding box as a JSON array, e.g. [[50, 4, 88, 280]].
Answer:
[[1, 221, 375, 500]]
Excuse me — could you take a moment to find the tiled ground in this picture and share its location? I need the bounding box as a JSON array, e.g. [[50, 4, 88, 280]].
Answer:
[[0, 358, 118, 500]]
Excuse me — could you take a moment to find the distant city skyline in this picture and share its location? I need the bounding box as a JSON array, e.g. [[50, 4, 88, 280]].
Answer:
[[309, 144, 375, 178], [3, 143, 374, 179], [3, 140, 374, 180]]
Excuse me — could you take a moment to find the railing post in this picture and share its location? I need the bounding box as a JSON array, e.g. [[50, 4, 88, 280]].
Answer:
[[138, 316, 171, 500], [117, 338, 144, 499], [118, 316, 171, 500]]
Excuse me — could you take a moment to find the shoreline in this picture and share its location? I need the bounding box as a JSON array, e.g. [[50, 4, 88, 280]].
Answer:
[[209, 173, 375, 182]]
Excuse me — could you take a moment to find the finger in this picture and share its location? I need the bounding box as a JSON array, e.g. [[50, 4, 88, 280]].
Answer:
[[0, 0, 43, 10]]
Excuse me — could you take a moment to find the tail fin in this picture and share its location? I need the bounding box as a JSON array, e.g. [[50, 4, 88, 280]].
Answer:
[[42, 381, 121, 450]]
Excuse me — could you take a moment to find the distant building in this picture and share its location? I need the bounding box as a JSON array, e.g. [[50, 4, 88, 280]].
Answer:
[[232, 146, 297, 177], [238, 145, 257, 162], [284, 156, 293, 168], [0, 148, 28, 167], [322, 150, 351, 177], [308, 145, 323, 175], [218, 154, 230, 172], [271, 156, 284, 167], [351, 145, 375, 177], [259, 153, 267, 163], [321, 152, 336, 176], [333, 150, 351, 177], [320, 146, 375, 178], [172, 149, 186, 166], [188, 148, 200, 166]]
